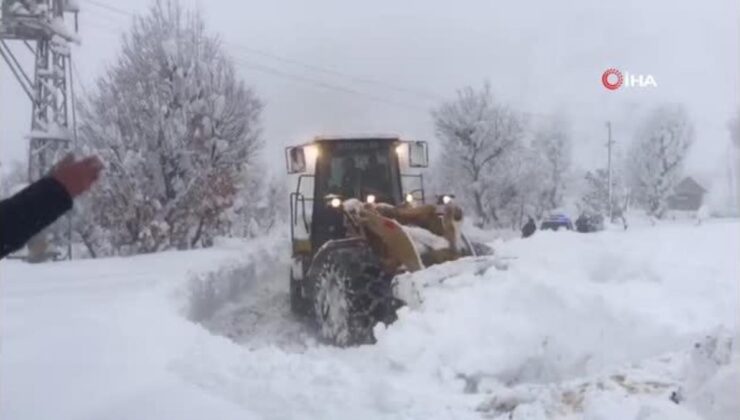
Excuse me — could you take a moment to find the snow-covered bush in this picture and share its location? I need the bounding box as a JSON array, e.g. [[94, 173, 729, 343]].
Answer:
[[75, 1, 263, 256]]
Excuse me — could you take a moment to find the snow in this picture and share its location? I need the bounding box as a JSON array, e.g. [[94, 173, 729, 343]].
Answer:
[[26, 125, 71, 141], [402, 225, 450, 251], [1, 221, 737, 419], [341, 197, 364, 214], [47, 17, 81, 44], [63, 0, 81, 13], [696, 205, 710, 224]]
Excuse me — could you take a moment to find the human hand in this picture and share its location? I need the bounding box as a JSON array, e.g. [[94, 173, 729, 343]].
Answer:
[[51, 154, 103, 198]]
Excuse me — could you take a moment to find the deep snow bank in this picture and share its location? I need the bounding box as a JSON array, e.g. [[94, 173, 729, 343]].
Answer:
[[178, 220, 738, 419], [185, 235, 315, 350], [374, 221, 739, 418], [0, 241, 263, 420], [1, 221, 737, 420], [381, 221, 738, 383]]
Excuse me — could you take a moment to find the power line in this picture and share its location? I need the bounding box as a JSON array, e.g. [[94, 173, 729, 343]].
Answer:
[[81, 11, 130, 30], [223, 41, 443, 101], [79, 0, 444, 102], [78, 6, 432, 112], [232, 56, 428, 112], [70, 59, 90, 99], [80, 0, 134, 17], [83, 20, 126, 36]]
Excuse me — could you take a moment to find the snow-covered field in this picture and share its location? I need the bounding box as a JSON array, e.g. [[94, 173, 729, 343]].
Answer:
[[1, 221, 738, 420]]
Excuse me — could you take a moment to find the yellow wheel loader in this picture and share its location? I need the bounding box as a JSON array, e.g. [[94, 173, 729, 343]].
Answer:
[[286, 135, 490, 346]]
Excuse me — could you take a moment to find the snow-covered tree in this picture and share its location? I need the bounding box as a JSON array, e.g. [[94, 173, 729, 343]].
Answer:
[[77, 0, 262, 255], [532, 115, 572, 211], [627, 104, 694, 218], [478, 142, 549, 228], [432, 84, 527, 227]]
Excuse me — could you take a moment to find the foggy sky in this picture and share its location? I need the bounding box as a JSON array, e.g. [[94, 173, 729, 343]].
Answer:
[[1, 0, 738, 188]]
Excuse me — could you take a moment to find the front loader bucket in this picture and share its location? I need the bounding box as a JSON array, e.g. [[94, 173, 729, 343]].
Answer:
[[361, 210, 424, 272]]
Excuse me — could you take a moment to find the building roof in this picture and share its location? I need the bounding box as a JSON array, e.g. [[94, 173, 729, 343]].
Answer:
[[674, 177, 706, 195]]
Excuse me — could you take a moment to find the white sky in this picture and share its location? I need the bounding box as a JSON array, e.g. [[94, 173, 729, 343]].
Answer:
[[1, 0, 738, 188]]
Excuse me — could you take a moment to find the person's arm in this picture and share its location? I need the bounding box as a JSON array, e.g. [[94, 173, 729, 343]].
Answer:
[[0, 177, 72, 259], [0, 155, 102, 259]]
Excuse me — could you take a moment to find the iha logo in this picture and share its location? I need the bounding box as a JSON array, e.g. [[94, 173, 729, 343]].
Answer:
[[602, 68, 657, 90]]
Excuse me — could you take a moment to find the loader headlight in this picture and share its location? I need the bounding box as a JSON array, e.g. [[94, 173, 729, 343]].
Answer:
[[442, 195, 453, 204], [304, 145, 320, 162], [395, 144, 406, 155], [366, 194, 376, 204], [405, 193, 414, 203], [330, 197, 342, 208]]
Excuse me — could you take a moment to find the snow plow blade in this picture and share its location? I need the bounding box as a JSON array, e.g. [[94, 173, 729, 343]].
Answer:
[[344, 200, 468, 273]]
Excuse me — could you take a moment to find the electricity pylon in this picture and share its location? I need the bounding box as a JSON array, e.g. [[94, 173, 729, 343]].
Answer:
[[1, 0, 79, 261]]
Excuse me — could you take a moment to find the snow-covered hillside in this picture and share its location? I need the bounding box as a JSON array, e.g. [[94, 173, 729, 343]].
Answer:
[[1, 221, 737, 420]]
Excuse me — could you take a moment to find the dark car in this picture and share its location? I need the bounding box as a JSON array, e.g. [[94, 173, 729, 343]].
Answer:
[[575, 212, 605, 233], [540, 213, 573, 231]]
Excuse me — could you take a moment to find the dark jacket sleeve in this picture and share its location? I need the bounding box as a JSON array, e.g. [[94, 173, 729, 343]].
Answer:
[[0, 177, 72, 259]]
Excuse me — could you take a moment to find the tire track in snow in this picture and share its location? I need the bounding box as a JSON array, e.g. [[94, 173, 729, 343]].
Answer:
[[184, 237, 317, 351]]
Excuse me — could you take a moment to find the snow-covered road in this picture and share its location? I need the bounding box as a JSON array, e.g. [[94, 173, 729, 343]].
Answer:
[[1, 222, 738, 420]]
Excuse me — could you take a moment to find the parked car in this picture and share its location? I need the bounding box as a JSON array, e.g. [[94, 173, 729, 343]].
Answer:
[[540, 213, 573, 231], [575, 212, 605, 233]]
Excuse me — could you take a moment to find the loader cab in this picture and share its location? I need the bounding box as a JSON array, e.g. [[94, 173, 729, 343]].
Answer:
[[315, 139, 403, 205], [311, 139, 403, 252], [286, 136, 428, 259]]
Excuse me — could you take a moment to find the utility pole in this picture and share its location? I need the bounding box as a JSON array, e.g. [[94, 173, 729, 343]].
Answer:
[[1, 0, 79, 261], [606, 121, 614, 221]]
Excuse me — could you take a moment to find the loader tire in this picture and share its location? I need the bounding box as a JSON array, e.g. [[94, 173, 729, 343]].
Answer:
[[309, 241, 396, 346], [290, 270, 311, 318]]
